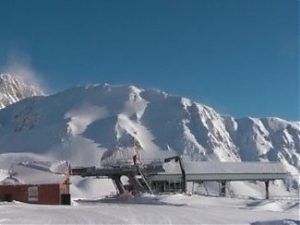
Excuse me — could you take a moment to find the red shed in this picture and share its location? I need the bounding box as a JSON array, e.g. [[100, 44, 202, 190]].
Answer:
[[0, 161, 71, 205]]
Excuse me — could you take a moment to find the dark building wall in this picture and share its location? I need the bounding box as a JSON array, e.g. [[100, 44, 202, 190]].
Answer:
[[0, 183, 69, 205], [38, 184, 61, 204], [0, 185, 28, 203]]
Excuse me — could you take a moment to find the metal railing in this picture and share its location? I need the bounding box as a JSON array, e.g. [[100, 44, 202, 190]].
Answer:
[[105, 158, 164, 168]]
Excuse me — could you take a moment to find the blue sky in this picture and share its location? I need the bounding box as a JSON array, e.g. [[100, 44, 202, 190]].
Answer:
[[0, 0, 299, 120]]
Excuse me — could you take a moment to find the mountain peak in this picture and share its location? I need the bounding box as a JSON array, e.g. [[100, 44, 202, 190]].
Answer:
[[0, 73, 44, 109], [0, 81, 298, 195]]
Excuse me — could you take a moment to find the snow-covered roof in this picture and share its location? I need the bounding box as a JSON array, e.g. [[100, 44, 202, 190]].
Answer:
[[0, 160, 70, 185]]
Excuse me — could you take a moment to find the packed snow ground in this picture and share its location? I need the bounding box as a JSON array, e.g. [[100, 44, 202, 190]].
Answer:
[[0, 194, 299, 224]]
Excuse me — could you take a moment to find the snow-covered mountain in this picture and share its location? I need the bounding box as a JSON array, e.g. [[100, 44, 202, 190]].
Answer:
[[0, 73, 43, 109], [0, 82, 299, 197]]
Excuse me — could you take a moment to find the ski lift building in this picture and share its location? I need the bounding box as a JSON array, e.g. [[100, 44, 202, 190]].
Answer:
[[0, 161, 71, 205]]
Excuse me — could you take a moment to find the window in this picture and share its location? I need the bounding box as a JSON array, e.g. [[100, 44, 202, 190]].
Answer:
[[28, 186, 38, 202]]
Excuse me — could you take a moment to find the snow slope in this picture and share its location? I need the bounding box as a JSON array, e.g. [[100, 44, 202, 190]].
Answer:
[[0, 82, 299, 198]]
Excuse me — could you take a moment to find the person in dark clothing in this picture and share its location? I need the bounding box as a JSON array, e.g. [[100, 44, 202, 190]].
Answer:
[[133, 154, 137, 165]]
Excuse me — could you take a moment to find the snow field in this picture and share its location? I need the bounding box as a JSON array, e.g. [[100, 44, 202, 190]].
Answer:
[[0, 194, 298, 224]]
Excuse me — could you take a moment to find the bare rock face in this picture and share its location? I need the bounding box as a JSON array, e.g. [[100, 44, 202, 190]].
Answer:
[[0, 73, 43, 109]]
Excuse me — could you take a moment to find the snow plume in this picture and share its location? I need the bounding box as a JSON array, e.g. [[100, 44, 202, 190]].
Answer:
[[0, 52, 48, 94]]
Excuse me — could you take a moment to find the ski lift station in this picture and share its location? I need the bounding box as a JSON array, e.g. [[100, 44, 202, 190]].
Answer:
[[0, 156, 290, 204], [72, 155, 289, 199], [0, 161, 71, 205]]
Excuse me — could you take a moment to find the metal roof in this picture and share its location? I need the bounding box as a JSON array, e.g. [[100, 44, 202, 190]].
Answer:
[[71, 159, 289, 183], [147, 161, 289, 182]]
